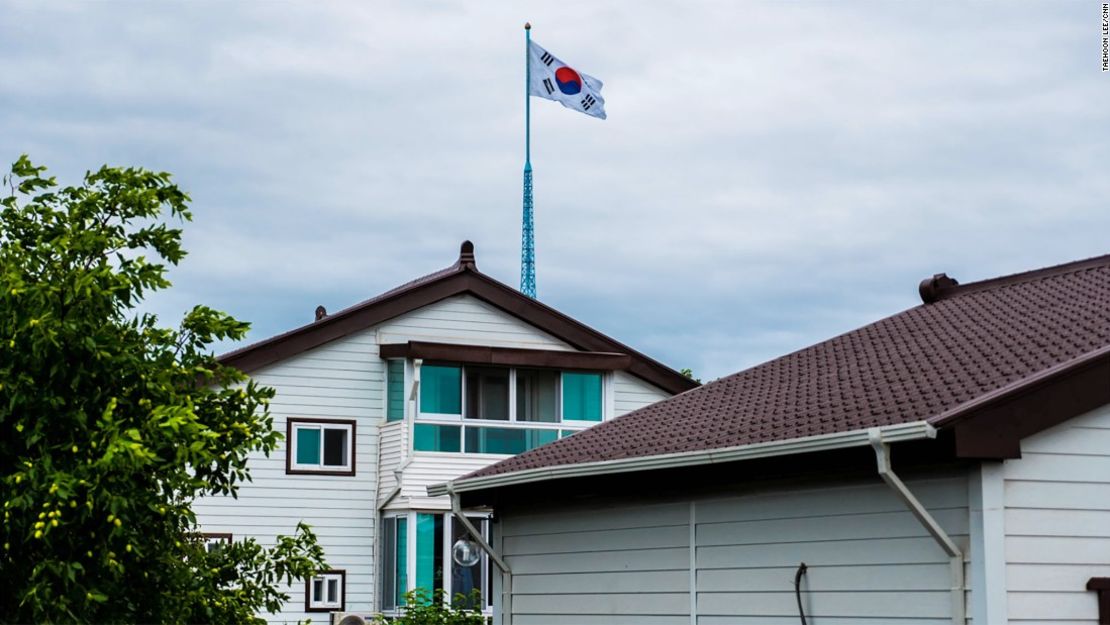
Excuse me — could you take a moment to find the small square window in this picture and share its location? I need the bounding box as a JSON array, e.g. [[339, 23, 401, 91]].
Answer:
[[306, 570, 345, 612], [201, 533, 232, 553], [287, 419, 356, 475]]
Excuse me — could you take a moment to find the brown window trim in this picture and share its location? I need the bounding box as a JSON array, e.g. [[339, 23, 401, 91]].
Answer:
[[201, 532, 233, 543], [285, 418, 357, 476], [305, 569, 346, 613], [1088, 577, 1110, 624]]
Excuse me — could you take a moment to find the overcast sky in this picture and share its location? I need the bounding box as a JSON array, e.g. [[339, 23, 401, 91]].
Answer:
[[3, 1, 1107, 382]]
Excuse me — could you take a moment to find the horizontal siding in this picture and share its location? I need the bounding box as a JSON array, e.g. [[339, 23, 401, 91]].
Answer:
[[694, 475, 968, 624], [613, 370, 671, 417], [378, 294, 572, 350], [194, 328, 382, 624], [1003, 402, 1110, 623], [393, 452, 511, 511], [499, 474, 968, 625], [377, 421, 404, 505]]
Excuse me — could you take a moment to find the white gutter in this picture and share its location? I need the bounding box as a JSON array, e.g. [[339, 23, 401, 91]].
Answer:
[[428, 420, 936, 497], [868, 428, 965, 625]]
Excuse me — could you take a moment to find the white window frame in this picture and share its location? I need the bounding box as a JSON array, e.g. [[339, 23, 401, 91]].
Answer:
[[288, 418, 356, 474], [307, 570, 345, 612]]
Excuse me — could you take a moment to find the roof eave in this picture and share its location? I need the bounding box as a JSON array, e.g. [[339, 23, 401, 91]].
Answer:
[[427, 420, 937, 498]]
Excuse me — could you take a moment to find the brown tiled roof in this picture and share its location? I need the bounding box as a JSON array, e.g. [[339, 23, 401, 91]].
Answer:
[[465, 253, 1110, 480], [219, 242, 698, 395]]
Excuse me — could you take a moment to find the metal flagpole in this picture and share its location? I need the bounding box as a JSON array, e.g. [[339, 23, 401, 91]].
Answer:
[[520, 22, 537, 298]]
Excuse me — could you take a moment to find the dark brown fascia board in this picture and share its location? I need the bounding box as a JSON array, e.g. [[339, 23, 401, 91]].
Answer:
[[933, 343, 1110, 459], [220, 271, 469, 373], [219, 267, 698, 396], [380, 341, 632, 371]]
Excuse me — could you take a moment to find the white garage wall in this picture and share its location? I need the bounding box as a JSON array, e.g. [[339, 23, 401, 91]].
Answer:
[[1003, 402, 1110, 624], [496, 472, 969, 625]]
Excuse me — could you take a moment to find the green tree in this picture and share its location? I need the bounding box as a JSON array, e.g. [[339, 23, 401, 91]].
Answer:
[[378, 589, 486, 625], [0, 156, 326, 624]]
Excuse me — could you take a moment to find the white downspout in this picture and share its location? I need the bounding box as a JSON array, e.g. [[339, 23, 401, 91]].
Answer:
[[446, 483, 512, 625], [868, 428, 965, 625]]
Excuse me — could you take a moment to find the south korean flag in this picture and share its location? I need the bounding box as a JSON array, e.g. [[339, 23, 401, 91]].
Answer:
[[528, 41, 607, 120]]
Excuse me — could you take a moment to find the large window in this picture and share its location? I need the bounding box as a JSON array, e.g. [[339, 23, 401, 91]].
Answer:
[[415, 364, 604, 453], [287, 418, 355, 475], [381, 512, 490, 612]]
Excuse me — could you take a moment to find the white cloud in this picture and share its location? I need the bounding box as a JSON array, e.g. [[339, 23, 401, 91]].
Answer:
[[2, 0, 1106, 380]]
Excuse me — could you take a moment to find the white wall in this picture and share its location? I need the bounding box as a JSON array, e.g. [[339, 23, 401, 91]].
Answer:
[[1003, 402, 1110, 624], [194, 327, 384, 625], [378, 295, 572, 350], [496, 472, 969, 625], [196, 293, 681, 622], [613, 370, 673, 417]]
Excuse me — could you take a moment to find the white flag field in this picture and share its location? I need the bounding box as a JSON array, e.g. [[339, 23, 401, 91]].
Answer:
[[528, 40, 606, 120]]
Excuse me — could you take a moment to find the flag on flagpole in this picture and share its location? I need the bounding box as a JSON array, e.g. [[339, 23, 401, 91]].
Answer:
[[527, 40, 606, 120]]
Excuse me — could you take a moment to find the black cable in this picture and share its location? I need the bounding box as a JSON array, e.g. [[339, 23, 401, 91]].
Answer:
[[793, 562, 808, 625]]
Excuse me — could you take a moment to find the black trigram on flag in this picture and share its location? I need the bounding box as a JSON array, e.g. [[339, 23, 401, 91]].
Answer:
[[540, 51, 555, 66], [542, 78, 555, 95], [580, 94, 597, 111]]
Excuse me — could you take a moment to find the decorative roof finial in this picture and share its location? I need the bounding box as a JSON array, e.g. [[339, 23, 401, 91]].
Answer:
[[918, 273, 959, 304], [459, 240, 477, 268]]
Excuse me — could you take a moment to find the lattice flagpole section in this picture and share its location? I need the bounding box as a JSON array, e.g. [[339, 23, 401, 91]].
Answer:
[[520, 162, 536, 298]]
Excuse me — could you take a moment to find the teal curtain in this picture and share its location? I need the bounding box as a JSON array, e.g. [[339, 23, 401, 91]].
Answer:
[[387, 360, 405, 421], [464, 426, 558, 454], [295, 427, 321, 464], [396, 517, 407, 606], [420, 365, 461, 414], [562, 372, 602, 421], [415, 513, 437, 596], [413, 424, 461, 452]]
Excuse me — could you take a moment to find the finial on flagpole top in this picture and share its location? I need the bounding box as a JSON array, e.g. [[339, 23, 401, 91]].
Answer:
[[524, 22, 531, 30]]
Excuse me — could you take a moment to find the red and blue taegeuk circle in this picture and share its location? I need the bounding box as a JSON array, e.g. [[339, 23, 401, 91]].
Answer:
[[554, 67, 582, 95]]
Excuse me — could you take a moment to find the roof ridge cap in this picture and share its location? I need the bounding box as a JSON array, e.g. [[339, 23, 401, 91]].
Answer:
[[926, 252, 1110, 303]]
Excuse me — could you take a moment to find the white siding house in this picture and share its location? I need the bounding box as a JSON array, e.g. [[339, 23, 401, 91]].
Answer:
[[195, 243, 697, 623]]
